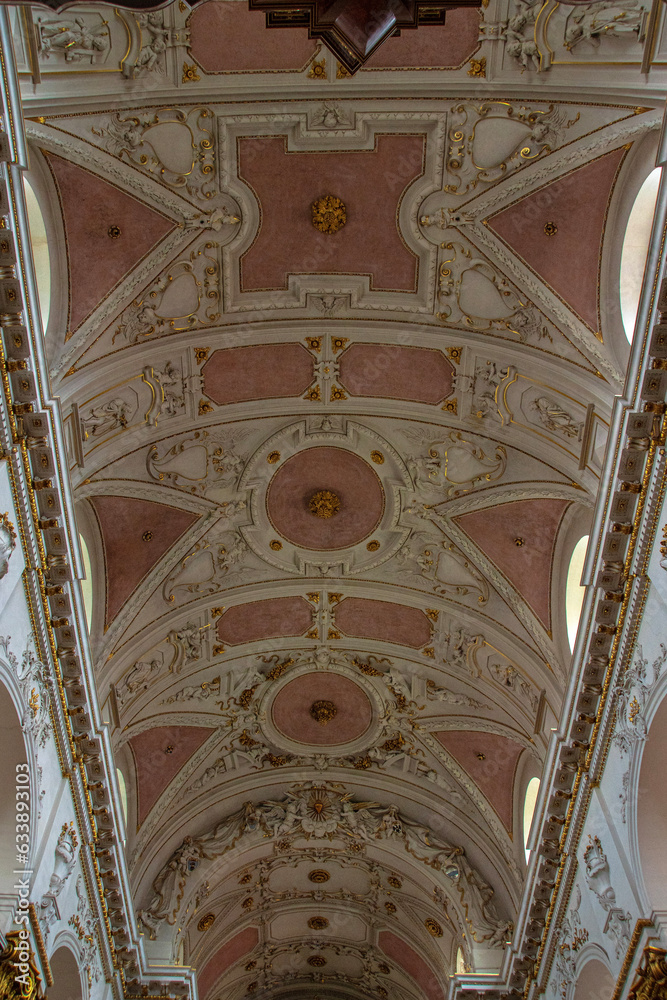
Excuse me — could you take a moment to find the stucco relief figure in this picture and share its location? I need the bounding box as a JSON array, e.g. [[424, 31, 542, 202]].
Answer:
[[503, 0, 542, 70], [0, 512, 16, 580], [81, 397, 131, 438], [564, 0, 643, 49], [583, 835, 632, 957], [41, 823, 79, 937], [531, 395, 581, 438], [124, 12, 175, 77], [508, 308, 552, 342], [139, 836, 209, 935], [37, 17, 110, 61], [139, 782, 510, 944], [407, 431, 507, 497], [420, 207, 474, 230], [183, 207, 240, 230]]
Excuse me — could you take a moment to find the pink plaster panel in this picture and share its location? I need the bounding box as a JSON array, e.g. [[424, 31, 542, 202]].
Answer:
[[435, 731, 523, 831], [238, 134, 425, 292], [454, 498, 570, 631], [198, 926, 259, 1000], [364, 8, 480, 68], [335, 598, 431, 648], [271, 672, 372, 745], [89, 496, 199, 627], [129, 725, 213, 826], [45, 153, 175, 333], [266, 447, 384, 549], [216, 597, 313, 645], [202, 343, 314, 404], [487, 147, 626, 331], [188, 2, 317, 72], [338, 343, 454, 403], [379, 930, 444, 1000]]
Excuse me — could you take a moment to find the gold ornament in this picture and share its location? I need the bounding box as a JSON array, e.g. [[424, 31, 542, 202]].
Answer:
[[387, 875, 402, 889], [628, 946, 667, 1000], [308, 869, 330, 883], [270, 539, 283, 550], [0, 933, 43, 1000], [371, 451, 384, 464], [366, 540, 380, 551], [544, 221, 558, 237], [310, 699, 337, 725], [308, 955, 327, 967], [182, 61, 201, 83], [308, 916, 329, 930], [467, 56, 486, 77], [308, 490, 341, 519], [267, 450, 281, 463], [312, 195, 347, 235], [425, 917, 443, 937], [198, 912, 216, 932]]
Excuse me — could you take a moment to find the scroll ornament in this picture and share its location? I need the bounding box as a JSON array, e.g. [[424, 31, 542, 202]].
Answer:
[[138, 782, 512, 947]]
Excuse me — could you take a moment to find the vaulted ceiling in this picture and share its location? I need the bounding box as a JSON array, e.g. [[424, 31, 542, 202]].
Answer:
[[18, 2, 662, 996]]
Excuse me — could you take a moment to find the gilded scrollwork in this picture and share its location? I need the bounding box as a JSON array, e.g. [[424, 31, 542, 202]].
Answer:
[[138, 780, 510, 946], [162, 532, 248, 603], [116, 621, 207, 707], [93, 106, 219, 203], [113, 242, 222, 343], [436, 241, 548, 341], [405, 429, 507, 497], [443, 101, 579, 194], [400, 535, 490, 604], [628, 947, 667, 1000], [146, 428, 246, 497]]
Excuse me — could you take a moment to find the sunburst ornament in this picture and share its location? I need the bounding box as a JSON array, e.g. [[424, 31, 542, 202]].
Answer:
[[312, 196, 347, 235]]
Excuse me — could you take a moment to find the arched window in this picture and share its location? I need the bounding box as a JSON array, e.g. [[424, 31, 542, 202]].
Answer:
[[637, 692, 667, 911], [23, 178, 51, 331], [566, 535, 589, 652], [523, 777, 540, 862], [117, 766, 128, 831], [620, 167, 661, 342], [572, 958, 614, 1000], [49, 946, 83, 1000], [79, 533, 93, 631]]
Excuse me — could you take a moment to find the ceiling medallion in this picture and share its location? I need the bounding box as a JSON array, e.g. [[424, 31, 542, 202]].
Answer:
[[308, 916, 329, 930], [308, 489, 341, 519], [310, 699, 337, 725], [308, 869, 330, 883], [425, 917, 444, 937], [197, 912, 216, 932], [312, 196, 346, 235], [107, 225, 121, 239], [544, 221, 558, 237], [308, 955, 327, 967]]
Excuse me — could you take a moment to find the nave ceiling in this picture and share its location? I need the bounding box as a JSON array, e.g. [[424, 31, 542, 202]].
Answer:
[[12, 5, 665, 996]]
